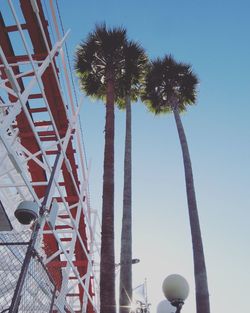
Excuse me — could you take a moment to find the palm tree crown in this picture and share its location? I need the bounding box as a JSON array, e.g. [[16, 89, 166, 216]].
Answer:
[[142, 55, 198, 113], [75, 23, 127, 99], [117, 40, 148, 106]]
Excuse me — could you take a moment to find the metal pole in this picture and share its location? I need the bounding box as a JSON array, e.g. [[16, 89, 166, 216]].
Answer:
[[8, 220, 42, 312], [49, 285, 57, 313], [9, 152, 61, 312], [175, 302, 183, 313]]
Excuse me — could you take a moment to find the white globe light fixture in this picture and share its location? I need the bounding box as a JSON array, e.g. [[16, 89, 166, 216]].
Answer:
[[157, 299, 174, 313], [162, 274, 189, 312]]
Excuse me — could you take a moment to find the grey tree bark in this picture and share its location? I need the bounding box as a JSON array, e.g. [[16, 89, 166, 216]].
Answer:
[[119, 94, 132, 313], [173, 108, 210, 313], [100, 77, 116, 313]]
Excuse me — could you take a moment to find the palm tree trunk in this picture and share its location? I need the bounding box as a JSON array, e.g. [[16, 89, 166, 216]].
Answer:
[[100, 76, 116, 313], [173, 108, 210, 313], [119, 94, 132, 313]]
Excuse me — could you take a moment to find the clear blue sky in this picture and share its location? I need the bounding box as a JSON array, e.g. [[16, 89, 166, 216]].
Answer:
[[1, 0, 243, 313], [55, 1, 250, 312], [0, 1, 249, 312]]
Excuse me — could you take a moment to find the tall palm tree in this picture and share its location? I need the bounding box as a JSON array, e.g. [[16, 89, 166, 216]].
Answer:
[[142, 55, 210, 313], [75, 24, 127, 313], [117, 41, 148, 313]]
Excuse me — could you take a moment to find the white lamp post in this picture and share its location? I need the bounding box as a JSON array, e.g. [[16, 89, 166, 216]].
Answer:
[[162, 274, 189, 312]]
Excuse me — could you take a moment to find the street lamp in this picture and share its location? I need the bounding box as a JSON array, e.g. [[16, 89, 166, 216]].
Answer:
[[116, 258, 140, 267], [162, 274, 189, 313], [131, 258, 140, 265], [156, 299, 174, 313]]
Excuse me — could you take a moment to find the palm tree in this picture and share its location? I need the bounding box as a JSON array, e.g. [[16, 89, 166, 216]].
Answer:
[[117, 41, 148, 313], [74, 24, 127, 313], [142, 55, 210, 313]]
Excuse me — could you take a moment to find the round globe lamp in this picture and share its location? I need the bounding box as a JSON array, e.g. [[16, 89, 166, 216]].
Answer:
[[157, 299, 174, 313], [162, 274, 189, 312]]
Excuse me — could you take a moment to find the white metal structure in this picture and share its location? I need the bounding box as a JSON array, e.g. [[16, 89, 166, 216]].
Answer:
[[0, 1, 101, 312]]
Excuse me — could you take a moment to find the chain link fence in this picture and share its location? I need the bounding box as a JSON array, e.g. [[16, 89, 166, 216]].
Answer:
[[0, 231, 56, 313]]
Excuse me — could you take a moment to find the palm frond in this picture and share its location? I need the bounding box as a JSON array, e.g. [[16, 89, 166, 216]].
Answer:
[[116, 40, 148, 108], [142, 55, 199, 114], [74, 24, 127, 99]]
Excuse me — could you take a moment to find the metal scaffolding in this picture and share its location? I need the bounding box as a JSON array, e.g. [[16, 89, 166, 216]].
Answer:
[[0, 1, 101, 312]]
